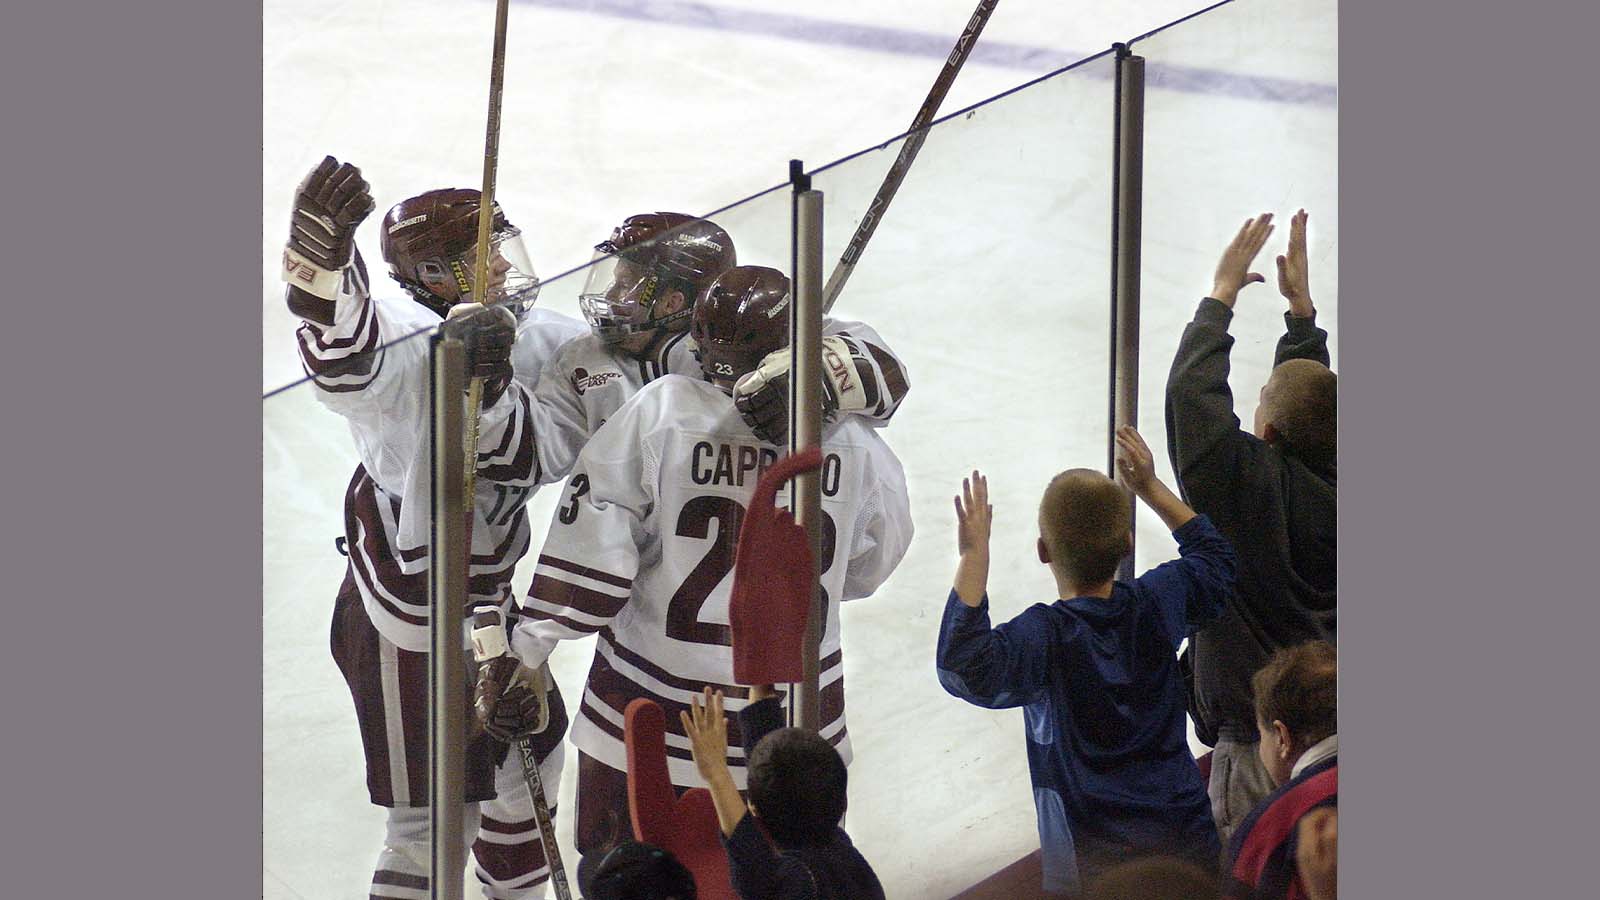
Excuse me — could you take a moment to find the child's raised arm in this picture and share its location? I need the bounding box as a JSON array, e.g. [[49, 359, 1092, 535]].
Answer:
[[953, 470, 994, 607], [680, 689, 749, 838], [1115, 426, 1196, 532]]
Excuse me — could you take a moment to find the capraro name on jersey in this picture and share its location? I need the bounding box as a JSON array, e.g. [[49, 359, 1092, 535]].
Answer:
[[689, 440, 843, 496]]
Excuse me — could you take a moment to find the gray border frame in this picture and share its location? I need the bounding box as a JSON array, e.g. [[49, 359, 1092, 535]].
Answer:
[[1341, 0, 1599, 897], [16, 0, 1599, 895], [5, 2, 262, 896]]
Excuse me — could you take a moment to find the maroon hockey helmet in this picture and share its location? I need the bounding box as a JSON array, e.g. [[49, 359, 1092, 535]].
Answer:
[[379, 188, 540, 319], [690, 265, 792, 391], [579, 212, 736, 343]]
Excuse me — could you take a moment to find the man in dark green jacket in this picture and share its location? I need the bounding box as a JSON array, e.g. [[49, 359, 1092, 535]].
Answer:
[[1165, 210, 1336, 845]]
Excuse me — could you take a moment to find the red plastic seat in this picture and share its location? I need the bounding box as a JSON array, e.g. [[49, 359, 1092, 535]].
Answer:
[[625, 697, 737, 900]]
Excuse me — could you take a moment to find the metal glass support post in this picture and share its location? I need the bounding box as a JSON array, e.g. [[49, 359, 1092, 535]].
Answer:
[[428, 332, 468, 900], [1111, 44, 1146, 581], [788, 159, 826, 733]]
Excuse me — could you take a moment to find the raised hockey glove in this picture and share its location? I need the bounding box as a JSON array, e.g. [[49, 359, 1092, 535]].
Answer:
[[282, 156, 375, 302], [730, 447, 822, 684], [444, 303, 517, 407], [470, 611, 552, 742], [732, 336, 871, 443]]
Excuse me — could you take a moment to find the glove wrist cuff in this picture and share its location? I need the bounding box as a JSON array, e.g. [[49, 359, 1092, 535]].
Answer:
[[281, 246, 346, 301], [470, 609, 510, 662]]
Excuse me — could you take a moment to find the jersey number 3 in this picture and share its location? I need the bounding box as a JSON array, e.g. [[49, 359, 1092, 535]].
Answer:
[[665, 495, 837, 646]]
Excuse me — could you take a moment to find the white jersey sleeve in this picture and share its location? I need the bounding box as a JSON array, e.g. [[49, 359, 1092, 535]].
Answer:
[[295, 279, 440, 491], [511, 378, 664, 669], [837, 421, 915, 601], [295, 286, 589, 652]]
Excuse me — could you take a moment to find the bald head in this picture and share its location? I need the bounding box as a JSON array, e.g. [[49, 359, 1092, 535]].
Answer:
[[1038, 468, 1132, 588], [1258, 359, 1336, 463]]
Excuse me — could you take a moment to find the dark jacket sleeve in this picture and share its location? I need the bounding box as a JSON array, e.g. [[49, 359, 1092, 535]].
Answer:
[[1166, 299, 1250, 504], [1274, 310, 1330, 367], [736, 695, 787, 760], [935, 592, 1057, 709], [1164, 298, 1277, 523]]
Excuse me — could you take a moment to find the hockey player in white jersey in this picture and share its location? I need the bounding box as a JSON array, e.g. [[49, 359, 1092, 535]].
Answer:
[[503, 264, 915, 865], [524, 211, 912, 484], [283, 156, 586, 900]]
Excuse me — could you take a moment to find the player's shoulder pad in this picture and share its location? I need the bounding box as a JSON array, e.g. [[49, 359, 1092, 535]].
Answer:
[[375, 293, 445, 334], [513, 309, 589, 363], [542, 331, 621, 374], [822, 412, 892, 452], [635, 372, 722, 408], [519, 307, 588, 336], [593, 373, 715, 439]]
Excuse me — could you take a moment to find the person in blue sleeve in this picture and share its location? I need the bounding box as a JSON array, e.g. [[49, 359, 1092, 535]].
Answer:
[[936, 426, 1237, 897]]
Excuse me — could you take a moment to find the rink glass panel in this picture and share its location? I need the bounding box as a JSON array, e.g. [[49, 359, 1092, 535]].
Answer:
[[805, 50, 1116, 899], [1128, 0, 1338, 572], [265, 355, 396, 895]]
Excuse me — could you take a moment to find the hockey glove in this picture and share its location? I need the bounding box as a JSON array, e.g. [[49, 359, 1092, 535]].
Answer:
[[444, 303, 517, 407], [282, 156, 374, 302], [733, 336, 872, 442], [470, 611, 552, 742]]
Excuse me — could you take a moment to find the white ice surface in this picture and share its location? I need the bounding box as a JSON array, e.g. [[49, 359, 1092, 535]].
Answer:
[[265, 1, 1337, 897]]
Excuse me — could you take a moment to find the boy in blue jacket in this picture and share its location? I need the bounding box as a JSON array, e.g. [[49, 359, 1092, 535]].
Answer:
[[936, 426, 1236, 896]]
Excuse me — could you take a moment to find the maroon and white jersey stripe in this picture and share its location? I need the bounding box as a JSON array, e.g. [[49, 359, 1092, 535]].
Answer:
[[512, 374, 913, 787], [295, 279, 586, 650], [527, 317, 910, 484]]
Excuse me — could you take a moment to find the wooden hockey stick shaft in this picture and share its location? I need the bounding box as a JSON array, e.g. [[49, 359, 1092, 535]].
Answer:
[[459, 3, 575, 898], [821, 0, 999, 313], [470, 0, 511, 313], [462, 0, 513, 495]]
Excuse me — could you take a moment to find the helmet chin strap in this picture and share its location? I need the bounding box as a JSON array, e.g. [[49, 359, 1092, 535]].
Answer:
[[396, 278, 455, 319]]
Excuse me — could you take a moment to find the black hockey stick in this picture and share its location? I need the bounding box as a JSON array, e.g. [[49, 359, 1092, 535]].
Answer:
[[516, 736, 573, 899], [821, 0, 1000, 313]]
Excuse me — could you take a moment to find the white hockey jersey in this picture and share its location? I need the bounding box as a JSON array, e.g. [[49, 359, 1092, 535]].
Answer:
[[527, 318, 911, 485], [294, 273, 587, 651], [510, 374, 913, 788]]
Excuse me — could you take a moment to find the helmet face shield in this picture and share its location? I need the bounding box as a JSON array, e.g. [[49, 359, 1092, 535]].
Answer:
[[578, 248, 667, 343], [454, 226, 540, 318], [578, 213, 737, 345]]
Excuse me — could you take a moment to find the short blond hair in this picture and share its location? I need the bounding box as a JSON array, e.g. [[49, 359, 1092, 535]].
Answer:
[[1261, 360, 1337, 463], [1038, 469, 1131, 587]]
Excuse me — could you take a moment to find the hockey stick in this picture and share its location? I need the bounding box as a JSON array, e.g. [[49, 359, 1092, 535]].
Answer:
[[462, 0, 513, 493], [821, 0, 999, 313], [515, 735, 573, 899], [457, 2, 576, 899]]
